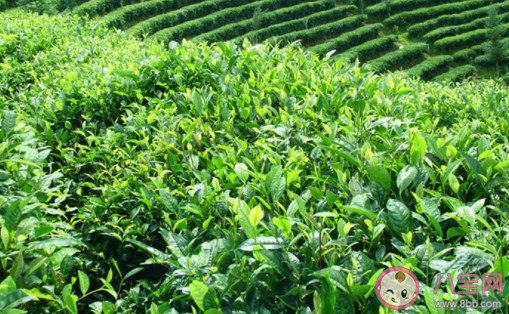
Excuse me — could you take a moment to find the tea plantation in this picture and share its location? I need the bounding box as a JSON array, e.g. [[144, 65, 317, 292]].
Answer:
[[4, 0, 509, 81], [1, 4, 509, 314]]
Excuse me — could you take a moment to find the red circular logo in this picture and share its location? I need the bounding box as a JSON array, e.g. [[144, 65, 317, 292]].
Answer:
[[375, 267, 419, 310]]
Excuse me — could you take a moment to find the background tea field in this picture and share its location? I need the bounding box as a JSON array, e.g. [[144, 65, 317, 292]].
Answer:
[[3, 0, 509, 82]]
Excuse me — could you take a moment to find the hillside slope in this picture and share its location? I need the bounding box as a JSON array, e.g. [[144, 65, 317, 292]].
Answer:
[[1, 10, 509, 314], [70, 0, 509, 81], [2, 0, 508, 80]]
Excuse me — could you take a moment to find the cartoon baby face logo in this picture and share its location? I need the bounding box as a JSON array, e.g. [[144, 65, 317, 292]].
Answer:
[[376, 267, 419, 310]]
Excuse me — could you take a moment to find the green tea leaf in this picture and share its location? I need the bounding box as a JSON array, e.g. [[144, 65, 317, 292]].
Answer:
[[5, 202, 21, 232], [418, 197, 443, 238], [385, 199, 412, 235], [410, 132, 427, 165], [238, 201, 256, 239], [319, 275, 336, 314], [64, 294, 78, 314], [190, 280, 209, 311], [78, 271, 90, 295], [397, 165, 418, 192], [159, 190, 179, 213], [271, 176, 286, 201], [1, 110, 16, 135], [248, 205, 264, 228], [272, 217, 291, 235], [0, 276, 16, 294], [424, 286, 444, 314], [60, 256, 74, 276], [342, 205, 377, 219], [234, 163, 249, 183], [367, 165, 391, 191], [102, 301, 116, 314]]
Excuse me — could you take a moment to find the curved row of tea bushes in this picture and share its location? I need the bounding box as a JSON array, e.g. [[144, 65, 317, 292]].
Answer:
[[269, 15, 369, 47], [433, 64, 476, 82], [150, 0, 316, 43], [126, 0, 259, 37], [423, 12, 509, 43], [307, 23, 383, 56], [99, 0, 205, 29], [231, 5, 357, 44], [334, 35, 397, 62], [475, 52, 509, 66], [368, 43, 429, 72], [366, 0, 464, 16], [406, 55, 454, 80], [74, 0, 144, 18], [407, 1, 509, 37], [434, 22, 509, 51], [384, 0, 504, 27], [192, 0, 337, 43], [453, 42, 487, 61], [452, 38, 509, 61]]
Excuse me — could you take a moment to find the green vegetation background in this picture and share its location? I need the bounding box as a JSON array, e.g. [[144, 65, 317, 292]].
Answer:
[[0, 8, 509, 314]]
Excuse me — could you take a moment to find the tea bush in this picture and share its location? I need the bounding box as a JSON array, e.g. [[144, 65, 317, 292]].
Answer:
[[270, 15, 369, 47], [230, 5, 357, 45], [308, 23, 383, 56], [126, 0, 259, 37], [385, 0, 505, 27], [423, 11, 509, 43], [368, 43, 428, 72], [406, 55, 454, 80], [335, 35, 397, 62], [72, 0, 142, 17], [98, 0, 205, 30], [150, 0, 313, 43], [365, 0, 464, 16], [407, 1, 509, 37], [434, 23, 509, 51], [433, 64, 477, 82], [1, 10, 509, 314], [192, 0, 337, 43]]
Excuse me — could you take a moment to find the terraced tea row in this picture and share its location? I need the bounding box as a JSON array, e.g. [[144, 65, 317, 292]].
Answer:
[[67, 0, 509, 82], [364, 0, 509, 81]]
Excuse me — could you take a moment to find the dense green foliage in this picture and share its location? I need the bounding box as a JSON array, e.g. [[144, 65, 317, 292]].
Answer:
[[98, 0, 205, 30], [274, 15, 371, 47], [308, 23, 383, 56], [125, 0, 259, 38], [433, 64, 477, 82], [365, 0, 463, 16], [405, 55, 454, 80], [1, 10, 509, 314], [367, 43, 428, 72], [6, 0, 508, 81], [434, 22, 509, 51], [384, 0, 504, 27], [407, 1, 509, 37], [230, 5, 358, 45], [453, 37, 509, 62], [73, 0, 142, 18], [422, 11, 509, 43], [192, 0, 339, 43], [335, 35, 397, 62], [150, 0, 314, 43]]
